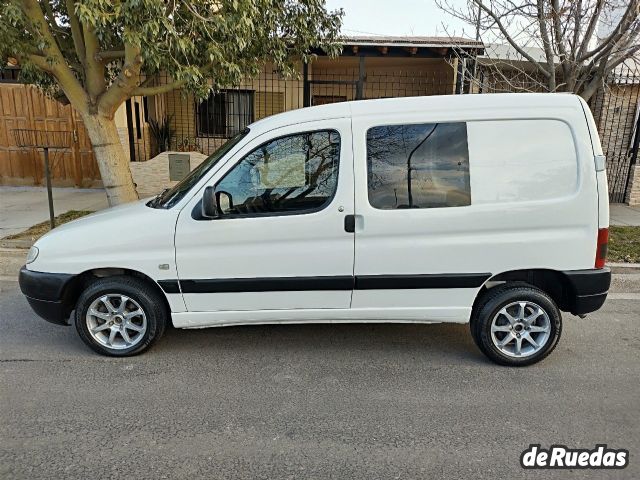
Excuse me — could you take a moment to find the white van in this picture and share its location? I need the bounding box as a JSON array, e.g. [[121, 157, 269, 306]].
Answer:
[[19, 93, 611, 365]]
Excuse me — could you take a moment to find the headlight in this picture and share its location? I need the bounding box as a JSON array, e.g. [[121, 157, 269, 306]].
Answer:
[[26, 246, 39, 264]]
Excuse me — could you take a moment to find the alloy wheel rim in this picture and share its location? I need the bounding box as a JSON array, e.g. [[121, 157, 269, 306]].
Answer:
[[86, 294, 147, 350], [490, 301, 551, 358]]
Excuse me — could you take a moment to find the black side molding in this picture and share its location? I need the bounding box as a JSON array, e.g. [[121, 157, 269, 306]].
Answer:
[[179, 276, 354, 294], [159, 273, 492, 294], [355, 273, 491, 290], [157, 280, 180, 294]]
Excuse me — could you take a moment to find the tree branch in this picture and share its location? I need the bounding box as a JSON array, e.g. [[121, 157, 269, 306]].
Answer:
[[606, 45, 640, 72], [578, 0, 639, 62], [575, 0, 603, 62], [97, 31, 144, 117], [132, 79, 187, 96], [65, 0, 86, 65], [40, 0, 57, 29], [24, 54, 53, 72], [95, 50, 126, 62], [20, 0, 88, 112], [578, 58, 609, 101], [83, 23, 106, 102], [472, 0, 551, 78], [551, 0, 570, 82], [536, 0, 556, 90]]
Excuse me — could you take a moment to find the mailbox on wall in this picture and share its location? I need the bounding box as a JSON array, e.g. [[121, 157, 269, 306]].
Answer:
[[168, 153, 191, 181]]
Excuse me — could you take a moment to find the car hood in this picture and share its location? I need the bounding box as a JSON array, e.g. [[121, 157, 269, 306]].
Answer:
[[40, 198, 154, 236], [29, 198, 179, 275]]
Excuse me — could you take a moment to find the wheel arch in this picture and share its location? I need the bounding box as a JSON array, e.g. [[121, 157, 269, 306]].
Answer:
[[62, 268, 171, 321], [473, 269, 577, 314]]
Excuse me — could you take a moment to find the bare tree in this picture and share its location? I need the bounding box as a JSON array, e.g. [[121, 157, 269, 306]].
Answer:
[[437, 0, 640, 100]]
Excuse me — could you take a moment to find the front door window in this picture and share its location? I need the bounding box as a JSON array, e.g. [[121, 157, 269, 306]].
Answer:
[[215, 130, 340, 216]]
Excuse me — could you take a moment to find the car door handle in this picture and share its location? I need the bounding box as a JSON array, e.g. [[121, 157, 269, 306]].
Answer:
[[344, 214, 356, 233]]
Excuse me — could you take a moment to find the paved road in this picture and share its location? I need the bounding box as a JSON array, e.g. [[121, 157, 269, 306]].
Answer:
[[1, 280, 638, 479]]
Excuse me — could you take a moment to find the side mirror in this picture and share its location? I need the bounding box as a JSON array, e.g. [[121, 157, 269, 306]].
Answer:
[[201, 186, 218, 218], [216, 190, 233, 213], [201, 187, 234, 219]]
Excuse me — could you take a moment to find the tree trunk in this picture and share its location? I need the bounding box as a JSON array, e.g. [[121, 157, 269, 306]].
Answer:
[[579, 76, 603, 103], [82, 114, 139, 206]]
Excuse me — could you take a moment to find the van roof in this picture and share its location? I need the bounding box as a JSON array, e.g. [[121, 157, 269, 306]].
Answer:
[[248, 93, 581, 135]]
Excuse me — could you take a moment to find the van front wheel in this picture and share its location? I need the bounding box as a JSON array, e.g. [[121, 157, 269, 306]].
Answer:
[[74, 276, 167, 356], [470, 285, 562, 366]]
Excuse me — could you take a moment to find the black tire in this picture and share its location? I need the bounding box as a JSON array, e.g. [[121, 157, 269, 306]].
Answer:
[[74, 276, 167, 356], [470, 283, 562, 366]]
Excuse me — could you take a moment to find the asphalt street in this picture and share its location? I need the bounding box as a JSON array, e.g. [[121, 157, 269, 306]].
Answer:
[[1, 279, 638, 479]]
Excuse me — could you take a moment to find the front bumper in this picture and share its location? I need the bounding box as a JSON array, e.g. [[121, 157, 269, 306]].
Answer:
[[19, 266, 75, 325], [563, 268, 611, 315]]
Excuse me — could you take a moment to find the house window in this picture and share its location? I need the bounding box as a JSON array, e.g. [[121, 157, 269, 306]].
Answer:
[[366, 122, 471, 209], [197, 90, 254, 137]]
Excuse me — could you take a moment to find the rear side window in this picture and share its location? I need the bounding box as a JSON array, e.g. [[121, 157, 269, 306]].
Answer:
[[467, 119, 578, 204], [366, 123, 471, 209]]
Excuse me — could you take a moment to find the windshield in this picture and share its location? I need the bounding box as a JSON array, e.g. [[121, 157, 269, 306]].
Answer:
[[149, 130, 249, 209]]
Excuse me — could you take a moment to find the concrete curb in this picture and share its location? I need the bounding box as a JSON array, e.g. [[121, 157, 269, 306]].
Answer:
[[608, 262, 640, 274], [0, 248, 27, 279], [0, 239, 33, 249]]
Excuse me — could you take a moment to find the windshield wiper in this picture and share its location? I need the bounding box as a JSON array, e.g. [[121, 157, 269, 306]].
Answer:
[[148, 188, 169, 208]]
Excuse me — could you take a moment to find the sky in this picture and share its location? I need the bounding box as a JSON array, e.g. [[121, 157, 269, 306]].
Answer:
[[324, 0, 472, 38]]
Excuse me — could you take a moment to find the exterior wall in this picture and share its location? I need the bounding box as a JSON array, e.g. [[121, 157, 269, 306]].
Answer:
[[164, 88, 196, 143], [163, 63, 304, 155], [114, 94, 154, 162], [114, 103, 131, 162], [130, 151, 207, 198], [476, 64, 550, 93], [311, 57, 456, 101], [626, 165, 640, 205]]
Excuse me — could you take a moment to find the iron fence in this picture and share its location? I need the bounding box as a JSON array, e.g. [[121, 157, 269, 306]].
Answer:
[[132, 64, 458, 161], [590, 63, 640, 203]]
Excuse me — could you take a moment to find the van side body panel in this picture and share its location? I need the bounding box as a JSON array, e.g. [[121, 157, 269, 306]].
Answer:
[[349, 95, 599, 323], [578, 96, 610, 229]]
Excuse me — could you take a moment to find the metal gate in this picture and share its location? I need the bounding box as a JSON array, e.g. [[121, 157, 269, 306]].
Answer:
[[0, 83, 101, 187], [591, 61, 640, 203]]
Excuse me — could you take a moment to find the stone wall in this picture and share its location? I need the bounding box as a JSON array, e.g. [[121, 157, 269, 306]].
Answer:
[[130, 151, 208, 198]]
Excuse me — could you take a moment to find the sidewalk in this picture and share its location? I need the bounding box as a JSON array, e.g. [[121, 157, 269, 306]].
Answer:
[[0, 186, 108, 238], [610, 203, 640, 226]]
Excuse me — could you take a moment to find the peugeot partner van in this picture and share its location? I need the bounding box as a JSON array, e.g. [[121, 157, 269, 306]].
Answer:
[[19, 93, 611, 366]]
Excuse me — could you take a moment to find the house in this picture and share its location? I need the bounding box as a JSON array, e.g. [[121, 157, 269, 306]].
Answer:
[[474, 43, 552, 94], [117, 36, 483, 162]]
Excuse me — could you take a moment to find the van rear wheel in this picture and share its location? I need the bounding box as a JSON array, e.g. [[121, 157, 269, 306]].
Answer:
[[470, 284, 562, 366], [75, 276, 167, 356]]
